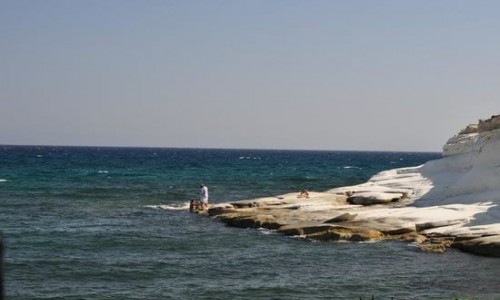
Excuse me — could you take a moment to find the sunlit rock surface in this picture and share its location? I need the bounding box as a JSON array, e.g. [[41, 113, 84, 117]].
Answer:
[[208, 114, 500, 257]]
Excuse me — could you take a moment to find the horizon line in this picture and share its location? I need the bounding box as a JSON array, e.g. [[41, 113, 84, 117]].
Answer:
[[0, 143, 442, 154]]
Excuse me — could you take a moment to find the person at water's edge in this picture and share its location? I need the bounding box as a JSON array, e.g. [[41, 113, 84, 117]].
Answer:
[[200, 184, 208, 210]]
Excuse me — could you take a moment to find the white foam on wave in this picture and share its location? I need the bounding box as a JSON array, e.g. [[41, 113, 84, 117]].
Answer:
[[257, 228, 276, 235], [0, 179, 7, 182], [343, 166, 361, 169], [145, 202, 190, 211], [98, 170, 109, 174]]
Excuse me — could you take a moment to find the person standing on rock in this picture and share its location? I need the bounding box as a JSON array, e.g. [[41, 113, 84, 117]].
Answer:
[[200, 183, 209, 210]]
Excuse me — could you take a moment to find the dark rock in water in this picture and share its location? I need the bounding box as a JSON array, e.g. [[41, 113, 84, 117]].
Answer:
[[217, 212, 285, 230], [453, 235, 500, 257]]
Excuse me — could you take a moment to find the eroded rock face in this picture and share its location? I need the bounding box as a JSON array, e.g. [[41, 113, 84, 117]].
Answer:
[[206, 173, 499, 256], [205, 114, 500, 257], [443, 114, 500, 157], [347, 191, 404, 205], [478, 114, 500, 132], [276, 222, 385, 241], [207, 191, 495, 255], [458, 124, 478, 135]]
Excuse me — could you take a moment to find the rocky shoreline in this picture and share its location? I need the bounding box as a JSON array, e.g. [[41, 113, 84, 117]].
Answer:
[[205, 115, 500, 257]]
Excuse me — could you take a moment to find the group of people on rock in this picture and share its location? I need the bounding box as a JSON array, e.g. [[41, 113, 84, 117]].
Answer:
[[189, 184, 310, 213], [189, 183, 209, 212]]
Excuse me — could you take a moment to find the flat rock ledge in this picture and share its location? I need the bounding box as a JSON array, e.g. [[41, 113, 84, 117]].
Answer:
[[205, 189, 500, 257], [202, 115, 500, 257]]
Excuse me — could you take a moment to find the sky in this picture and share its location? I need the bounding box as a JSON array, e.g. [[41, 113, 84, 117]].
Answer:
[[1, 1, 499, 152]]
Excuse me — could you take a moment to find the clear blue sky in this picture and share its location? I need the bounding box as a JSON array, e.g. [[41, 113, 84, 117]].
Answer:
[[1, 0, 499, 151]]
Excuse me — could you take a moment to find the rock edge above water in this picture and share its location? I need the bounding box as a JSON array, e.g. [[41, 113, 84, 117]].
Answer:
[[205, 114, 500, 257]]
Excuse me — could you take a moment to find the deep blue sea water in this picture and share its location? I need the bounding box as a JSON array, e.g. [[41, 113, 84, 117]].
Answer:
[[1, 146, 500, 299]]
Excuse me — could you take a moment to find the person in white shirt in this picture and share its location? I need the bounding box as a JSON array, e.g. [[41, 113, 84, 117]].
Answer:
[[200, 183, 209, 210]]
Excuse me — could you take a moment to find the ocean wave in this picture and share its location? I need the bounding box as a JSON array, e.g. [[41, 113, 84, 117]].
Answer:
[[257, 228, 277, 235], [0, 179, 6, 182], [239, 156, 262, 160], [282, 176, 319, 182], [145, 202, 190, 211], [98, 170, 109, 174], [343, 166, 361, 169], [289, 234, 308, 239]]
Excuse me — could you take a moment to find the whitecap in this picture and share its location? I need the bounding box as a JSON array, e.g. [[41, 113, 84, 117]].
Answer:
[[358, 240, 379, 244], [98, 170, 109, 174], [0, 179, 7, 182], [289, 234, 308, 239], [343, 166, 361, 169], [257, 228, 276, 235], [36, 155, 43, 158], [145, 202, 190, 211]]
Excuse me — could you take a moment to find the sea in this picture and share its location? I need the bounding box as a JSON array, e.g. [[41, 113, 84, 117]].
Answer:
[[1, 146, 499, 300]]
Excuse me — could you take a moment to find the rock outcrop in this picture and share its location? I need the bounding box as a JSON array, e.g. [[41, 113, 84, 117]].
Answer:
[[207, 114, 500, 257]]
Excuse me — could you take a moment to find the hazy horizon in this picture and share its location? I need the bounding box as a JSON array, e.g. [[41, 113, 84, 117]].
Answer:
[[2, 1, 499, 152], [0, 143, 443, 153]]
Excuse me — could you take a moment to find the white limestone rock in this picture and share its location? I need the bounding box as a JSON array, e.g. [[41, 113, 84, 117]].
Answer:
[[208, 113, 500, 256]]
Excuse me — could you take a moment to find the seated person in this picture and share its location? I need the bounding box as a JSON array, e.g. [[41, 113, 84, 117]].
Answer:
[[297, 189, 310, 199], [189, 199, 201, 212]]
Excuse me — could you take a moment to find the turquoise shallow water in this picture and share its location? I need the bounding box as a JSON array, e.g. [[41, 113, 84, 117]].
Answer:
[[1, 146, 500, 299]]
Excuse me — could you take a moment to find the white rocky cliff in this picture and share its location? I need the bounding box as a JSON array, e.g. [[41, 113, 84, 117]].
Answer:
[[206, 114, 500, 257]]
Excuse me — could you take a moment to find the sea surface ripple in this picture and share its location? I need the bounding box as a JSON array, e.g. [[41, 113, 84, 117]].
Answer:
[[1, 146, 499, 299]]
